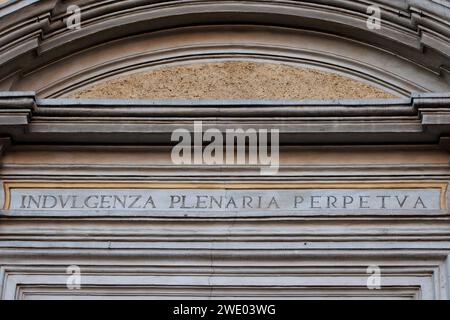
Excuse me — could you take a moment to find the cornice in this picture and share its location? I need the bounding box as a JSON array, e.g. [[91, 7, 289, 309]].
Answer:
[[0, 91, 449, 145]]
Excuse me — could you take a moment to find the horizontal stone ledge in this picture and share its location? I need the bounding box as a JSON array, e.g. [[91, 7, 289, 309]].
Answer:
[[33, 106, 418, 117], [1, 209, 447, 218], [2, 94, 449, 118], [12, 131, 439, 145], [25, 123, 425, 133], [2, 165, 447, 176], [32, 100, 418, 118], [1, 93, 449, 144], [1, 95, 448, 119], [0, 248, 448, 259], [1, 232, 449, 241]]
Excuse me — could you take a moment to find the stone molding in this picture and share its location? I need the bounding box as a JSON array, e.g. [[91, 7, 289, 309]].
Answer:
[[0, 92, 449, 144], [0, 217, 449, 299], [0, 1, 449, 96], [1, 0, 450, 300]]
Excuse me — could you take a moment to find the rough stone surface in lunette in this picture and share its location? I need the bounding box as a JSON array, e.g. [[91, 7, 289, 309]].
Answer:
[[70, 62, 396, 100]]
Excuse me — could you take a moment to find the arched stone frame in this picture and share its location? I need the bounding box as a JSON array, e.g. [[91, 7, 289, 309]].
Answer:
[[0, 0, 449, 97], [8, 25, 450, 98]]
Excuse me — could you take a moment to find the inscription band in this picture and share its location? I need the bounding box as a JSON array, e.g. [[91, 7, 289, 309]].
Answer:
[[2, 182, 447, 213]]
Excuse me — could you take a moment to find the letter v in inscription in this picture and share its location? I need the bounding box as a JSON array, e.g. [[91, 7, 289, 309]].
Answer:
[[58, 195, 72, 209], [395, 195, 408, 208]]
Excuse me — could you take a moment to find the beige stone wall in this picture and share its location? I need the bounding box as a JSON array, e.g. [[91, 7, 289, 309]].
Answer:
[[70, 62, 396, 100]]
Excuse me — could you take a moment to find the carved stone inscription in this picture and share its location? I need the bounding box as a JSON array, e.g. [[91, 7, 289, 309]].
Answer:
[[7, 188, 443, 212]]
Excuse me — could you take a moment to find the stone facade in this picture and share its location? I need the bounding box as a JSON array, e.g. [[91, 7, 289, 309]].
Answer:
[[0, 0, 449, 300]]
